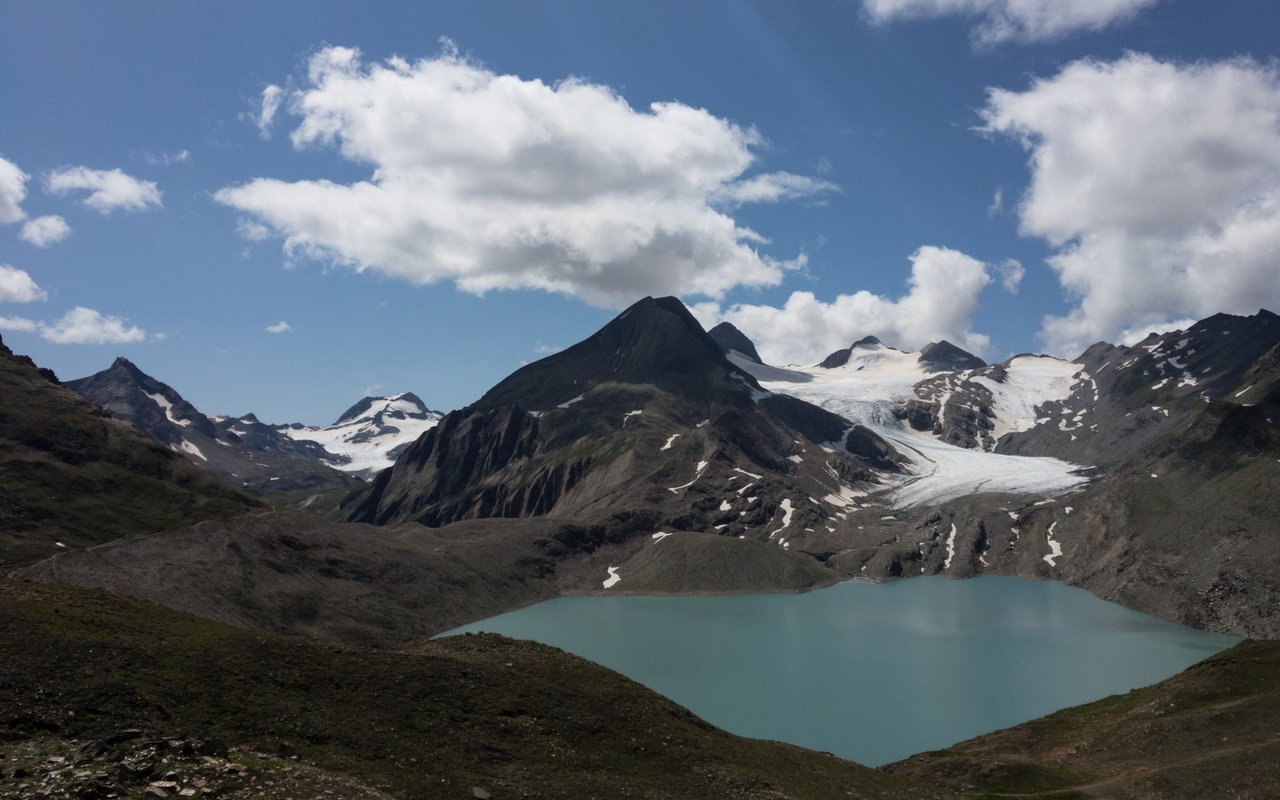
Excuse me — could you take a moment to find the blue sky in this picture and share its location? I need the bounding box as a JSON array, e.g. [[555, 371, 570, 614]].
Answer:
[[1, 1, 1278, 424]]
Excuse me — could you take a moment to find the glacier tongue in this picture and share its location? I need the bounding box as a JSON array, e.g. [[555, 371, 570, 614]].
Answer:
[[728, 352, 1089, 508]]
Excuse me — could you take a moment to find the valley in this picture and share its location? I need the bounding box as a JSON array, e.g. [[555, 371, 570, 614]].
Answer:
[[5, 7, 1278, 796], [2, 295, 1277, 798]]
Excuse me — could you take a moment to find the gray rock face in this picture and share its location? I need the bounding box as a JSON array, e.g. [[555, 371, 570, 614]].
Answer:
[[819, 336, 885, 369], [998, 308, 1280, 466], [917, 340, 986, 373], [708, 321, 763, 364]]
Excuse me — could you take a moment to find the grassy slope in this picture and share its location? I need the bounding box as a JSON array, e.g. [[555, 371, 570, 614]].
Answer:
[[888, 639, 1280, 799], [0, 341, 260, 567], [0, 580, 938, 800]]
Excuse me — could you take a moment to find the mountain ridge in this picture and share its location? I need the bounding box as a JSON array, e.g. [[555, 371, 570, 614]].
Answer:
[[0, 336, 260, 566], [66, 358, 359, 495]]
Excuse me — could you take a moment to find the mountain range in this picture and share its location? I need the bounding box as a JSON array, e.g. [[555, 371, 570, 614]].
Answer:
[[21, 297, 1279, 641], [65, 358, 443, 499], [2, 297, 1277, 798]]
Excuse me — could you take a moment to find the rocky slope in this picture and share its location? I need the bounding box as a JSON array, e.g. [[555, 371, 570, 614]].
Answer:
[[0, 335, 260, 566], [18, 511, 599, 647], [16, 510, 847, 646], [888, 638, 1280, 799], [66, 358, 361, 495], [342, 297, 904, 549]]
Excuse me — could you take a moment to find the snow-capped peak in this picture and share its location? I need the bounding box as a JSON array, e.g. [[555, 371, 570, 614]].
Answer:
[[280, 393, 443, 476]]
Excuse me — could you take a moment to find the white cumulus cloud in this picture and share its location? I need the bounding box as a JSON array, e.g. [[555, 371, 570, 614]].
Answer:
[[46, 166, 162, 214], [0, 306, 147, 344], [862, 0, 1158, 44], [982, 54, 1280, 355], [37, 307, 146, 344], [0, 155, 29, 224], [216, 45, 828, 307], [265, 320, 291, 334], [0, 264, 47, 303], [20, 215, 71, 247], [690, 245, 993, 365]]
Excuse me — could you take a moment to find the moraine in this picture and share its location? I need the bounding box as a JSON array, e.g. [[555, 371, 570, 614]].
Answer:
[[439, 575, 1237, 766]]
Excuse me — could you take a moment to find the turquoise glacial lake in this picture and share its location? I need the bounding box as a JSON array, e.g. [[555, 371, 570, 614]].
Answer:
[[439, 576, 1239, 766]]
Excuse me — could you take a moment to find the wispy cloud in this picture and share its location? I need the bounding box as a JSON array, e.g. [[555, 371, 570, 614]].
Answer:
[[0, 315, 37, 333], [265, 320, 292, 334], [862, 0, 1159, 45], [218, 44, 829, 308], [143, 149, 191, 166], [995, 258, 1024, 293], [46, 166, 162, 214], [236, 218, 272, 242], [987, 187, 1004, 216], [254, 84, 284, 138]]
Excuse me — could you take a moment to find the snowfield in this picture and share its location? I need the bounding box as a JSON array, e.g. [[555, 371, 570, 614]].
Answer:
[[730, 344, 1089, 508], [971, 356, 1081, 442], [280, 393, 442, 475]]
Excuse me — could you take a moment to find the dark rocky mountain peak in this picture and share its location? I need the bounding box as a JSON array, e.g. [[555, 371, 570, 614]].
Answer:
[[819, 336, 888, 369], [109, 355, 143, 373], [708, 322, 763, 364], [475, 296, 755, 411], [343, 294, 901, 537], [67, 358, 215, 441], [918, 340, 986, 373]]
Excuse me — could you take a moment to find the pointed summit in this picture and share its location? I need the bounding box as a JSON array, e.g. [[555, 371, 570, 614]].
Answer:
[[344, 295, 897, 533], [67, 358, 215, 441], [67, 359, 357, 493], [918, 340, 986, 372], [708, 322, 763, 364], [476, 296, 749, 410]]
